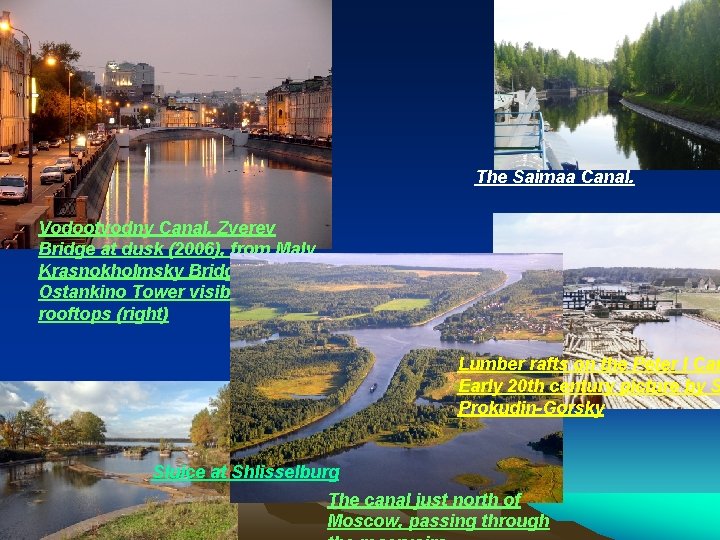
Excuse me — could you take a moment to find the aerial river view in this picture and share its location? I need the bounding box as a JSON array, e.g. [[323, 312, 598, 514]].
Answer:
[[230, 254, 563, 502]]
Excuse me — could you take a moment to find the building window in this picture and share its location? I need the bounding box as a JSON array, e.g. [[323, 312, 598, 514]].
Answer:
[[278, 110, 283, 118]]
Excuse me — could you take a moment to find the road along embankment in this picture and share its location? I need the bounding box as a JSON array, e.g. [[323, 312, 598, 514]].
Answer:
[[620, 98, 720, 144]]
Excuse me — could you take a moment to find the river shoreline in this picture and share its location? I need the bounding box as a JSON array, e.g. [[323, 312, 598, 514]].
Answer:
[[411, 273, 510, 327], [621, 98, 720, 144]]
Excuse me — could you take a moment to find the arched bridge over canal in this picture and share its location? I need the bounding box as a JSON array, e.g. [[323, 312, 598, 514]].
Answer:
[[116, 127, 249, 148]]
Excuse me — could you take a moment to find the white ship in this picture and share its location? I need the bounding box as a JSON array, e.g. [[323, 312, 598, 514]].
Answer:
[[494, 83, 578, 170]]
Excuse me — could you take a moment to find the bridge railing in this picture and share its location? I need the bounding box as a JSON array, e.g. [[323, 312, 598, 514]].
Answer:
[[1, 225, 27, 249]]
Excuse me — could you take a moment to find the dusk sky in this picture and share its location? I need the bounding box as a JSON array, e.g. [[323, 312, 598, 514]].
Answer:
[[4, 0, 331, 93], [495, 0, 685, 61], [0, 381, 223, 438]]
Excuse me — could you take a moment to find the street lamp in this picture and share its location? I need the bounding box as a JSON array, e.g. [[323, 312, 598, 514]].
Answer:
[[67, 71, 74, 157], [0, 18, 36, 203]]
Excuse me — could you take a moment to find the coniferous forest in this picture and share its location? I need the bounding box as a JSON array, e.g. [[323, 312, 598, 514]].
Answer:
[[610, 0, 720, 106], [494, 42, 611, 90]]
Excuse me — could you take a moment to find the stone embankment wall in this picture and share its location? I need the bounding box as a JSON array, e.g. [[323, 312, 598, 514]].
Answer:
[[621, 99, 720, 144], [245, 139, 332, 165]]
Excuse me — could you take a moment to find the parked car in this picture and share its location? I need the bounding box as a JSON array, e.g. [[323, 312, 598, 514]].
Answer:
[[37, 140, 50, 151], [0, 152, 12, 165], [17, 146, 38, 157], [0, 174, 28, 203], [54, 157, 75, 174], [40, 165, 65, 184], [50, 139, 63, 148]]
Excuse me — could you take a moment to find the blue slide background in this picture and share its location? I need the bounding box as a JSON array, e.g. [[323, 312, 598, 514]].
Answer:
[[1, 2, 718, 537]]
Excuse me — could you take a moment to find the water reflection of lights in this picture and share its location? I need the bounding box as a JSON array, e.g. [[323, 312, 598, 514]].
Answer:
[[125, 153, 131, 222], [143, 144, 150, 223]]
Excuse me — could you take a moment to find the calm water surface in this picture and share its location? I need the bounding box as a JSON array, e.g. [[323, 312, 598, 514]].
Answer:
[[633, 316, 720, 403], [0, 454, 171, 539], [542, 93, 720, 169], [97, 137, 331, 247]]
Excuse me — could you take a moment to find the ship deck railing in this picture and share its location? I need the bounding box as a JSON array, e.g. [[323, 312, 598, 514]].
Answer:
[[494, 111, 546, 164]]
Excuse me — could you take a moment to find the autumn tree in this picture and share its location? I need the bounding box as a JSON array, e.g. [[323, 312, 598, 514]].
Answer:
[[190, 408, 214, 448], [71, 411, 106, 445]]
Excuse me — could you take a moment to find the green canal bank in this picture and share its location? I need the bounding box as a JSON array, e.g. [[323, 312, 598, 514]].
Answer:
[[621, 94, 720, 144]]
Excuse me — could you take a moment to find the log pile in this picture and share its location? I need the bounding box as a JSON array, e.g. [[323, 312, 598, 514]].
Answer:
[[563, 311, 718, 409]]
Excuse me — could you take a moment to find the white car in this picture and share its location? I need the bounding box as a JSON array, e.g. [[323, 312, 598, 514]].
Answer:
[[17, 146, 38, 157], [40, 165, 65, 185], [55, 157, 75, 174], [0, 152, 12, 165], [0, 174, 28, 203]]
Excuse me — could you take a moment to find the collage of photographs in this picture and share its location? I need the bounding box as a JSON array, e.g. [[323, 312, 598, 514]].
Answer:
[[1, 0, 719, 539]]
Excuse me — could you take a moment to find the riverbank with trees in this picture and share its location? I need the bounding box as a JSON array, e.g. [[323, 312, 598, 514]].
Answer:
[[229, 335, 374, 451], [610, 0, 720, 139], [230, 262, 506, 340], [233, 348, 484, 468], [0, 398, 107, 463]]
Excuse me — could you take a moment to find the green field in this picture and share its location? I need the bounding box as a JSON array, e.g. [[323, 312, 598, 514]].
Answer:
[[374, 298, 430, 311], [257, 363, 342, 399], [660, 293, 720, 322], [280, 312, 320, 321], [75, 500, 236, 539], [230, 306, 281, 320]]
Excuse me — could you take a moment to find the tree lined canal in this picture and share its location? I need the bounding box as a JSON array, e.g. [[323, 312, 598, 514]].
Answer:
[[541, 93, 720, 169], [97, 137, 332, 248]]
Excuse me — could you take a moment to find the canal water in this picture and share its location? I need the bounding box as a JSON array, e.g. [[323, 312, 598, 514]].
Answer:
[[0, 452, 173, 540], [541, 93, 720, 169], [633, 316, 720, 404], [231, 254, 563, 501], [97, 137, 332, 248]]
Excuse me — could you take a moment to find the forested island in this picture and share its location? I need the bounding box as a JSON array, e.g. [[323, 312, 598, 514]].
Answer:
[[230, 263, 506, 340], [233, 348, 482, 468], [229, 335, 373, 450], [435, 270, 562, 343]]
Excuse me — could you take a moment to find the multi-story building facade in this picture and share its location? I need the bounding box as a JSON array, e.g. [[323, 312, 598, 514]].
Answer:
[[267, 74, 332, 137], [156, 97, 201, 127], [104, 61, 155, 102], [0, 10, 31, 150]]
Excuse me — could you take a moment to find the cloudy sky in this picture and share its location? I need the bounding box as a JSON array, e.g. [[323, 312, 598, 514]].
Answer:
[[493, 213, 720, 269], [495, 0, 685, 61], [0, 381, 223, 438], [4, 0, 331, 93]]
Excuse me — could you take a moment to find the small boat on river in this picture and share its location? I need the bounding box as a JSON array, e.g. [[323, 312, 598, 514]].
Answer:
[[370, 383, 378, 393]]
